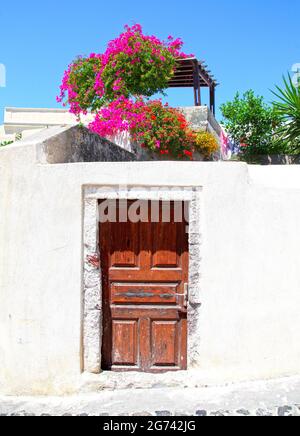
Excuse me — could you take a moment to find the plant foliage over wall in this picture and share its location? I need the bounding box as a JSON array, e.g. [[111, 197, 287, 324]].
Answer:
[[221, 79, 300, 162], [58, 24, 218, 160], [194, 131, 219, 159], [220, 90, 282, 162], [272, 74, 300, 153], [0, 140, 13, 147]]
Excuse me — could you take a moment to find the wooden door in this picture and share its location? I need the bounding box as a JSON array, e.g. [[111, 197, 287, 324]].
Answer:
[[100, 200, 188, 372]]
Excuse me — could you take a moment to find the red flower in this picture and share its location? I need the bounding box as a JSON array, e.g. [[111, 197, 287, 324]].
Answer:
[[184, 150, 193, 158]]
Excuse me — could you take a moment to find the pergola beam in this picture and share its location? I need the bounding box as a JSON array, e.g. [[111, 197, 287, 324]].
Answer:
[[168, 58, 218, 114]]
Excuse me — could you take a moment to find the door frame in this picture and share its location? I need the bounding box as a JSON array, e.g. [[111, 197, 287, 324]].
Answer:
[[82, 185, 203, 374]]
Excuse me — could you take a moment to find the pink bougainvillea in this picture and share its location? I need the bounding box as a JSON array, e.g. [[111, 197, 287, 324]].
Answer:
[[94, 24, 193, 101], [89, 98, 196, 159], [88, 97, 149, 137], [57, 24, 193, 115], [57, 24, 199, 159], [57, 54, 103, 115]]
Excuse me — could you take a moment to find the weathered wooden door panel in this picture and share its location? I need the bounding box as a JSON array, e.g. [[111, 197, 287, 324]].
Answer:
[[112, 320, 138, 366], [152, 321, 178, 365], [100, 200, 188, 372]]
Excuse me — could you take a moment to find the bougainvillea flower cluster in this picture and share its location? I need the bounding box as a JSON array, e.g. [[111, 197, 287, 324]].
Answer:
[[57, 25, 192, 116], [89, 98, 196, 158], [95, 24, 193, 101], [57, 24, 218, 159], [88, 97, 148, 138], [57, 54, 102, 115]]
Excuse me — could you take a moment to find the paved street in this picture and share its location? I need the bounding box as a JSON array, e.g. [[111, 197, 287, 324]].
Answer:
[[1, 376, 300, 416]]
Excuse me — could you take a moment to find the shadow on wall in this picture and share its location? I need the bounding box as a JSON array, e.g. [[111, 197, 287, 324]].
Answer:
[[38, 125, 212, 164], [40, 126, 137, 164]]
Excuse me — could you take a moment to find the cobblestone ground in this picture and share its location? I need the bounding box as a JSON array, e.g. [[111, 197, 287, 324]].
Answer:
[[0, 406, 299, 416], [1, 376, 300, 416]]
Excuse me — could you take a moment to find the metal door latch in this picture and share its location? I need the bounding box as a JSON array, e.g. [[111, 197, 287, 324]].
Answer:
[[173, 284, 190, 309]]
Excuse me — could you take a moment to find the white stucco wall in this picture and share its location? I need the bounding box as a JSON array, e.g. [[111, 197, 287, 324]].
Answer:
[[1, 127, 300, 395]]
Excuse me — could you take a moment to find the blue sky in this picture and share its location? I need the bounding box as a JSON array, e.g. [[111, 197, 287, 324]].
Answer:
[[0, 0, 299, 123]]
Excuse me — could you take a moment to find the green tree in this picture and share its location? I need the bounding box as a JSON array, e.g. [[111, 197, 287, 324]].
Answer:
[[220, 90, 283, 162]]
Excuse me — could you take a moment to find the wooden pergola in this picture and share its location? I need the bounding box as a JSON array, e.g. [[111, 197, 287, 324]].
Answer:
[[168, 58, 218, 115]]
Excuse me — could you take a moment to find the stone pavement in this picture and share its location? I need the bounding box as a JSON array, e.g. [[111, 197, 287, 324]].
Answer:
[[1, 376, 300, 416]]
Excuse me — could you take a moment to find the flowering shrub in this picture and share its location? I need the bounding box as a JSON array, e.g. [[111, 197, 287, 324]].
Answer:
[[130, 101, 195, 158], [89, 98, 195, 159], [194, 131, 219, 158], [57, 54, 102, 115], [58, 24, 197, 158], [58, 24, 191, 114], [95, 24, 192, 101], [88, 97, 148, 137]]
